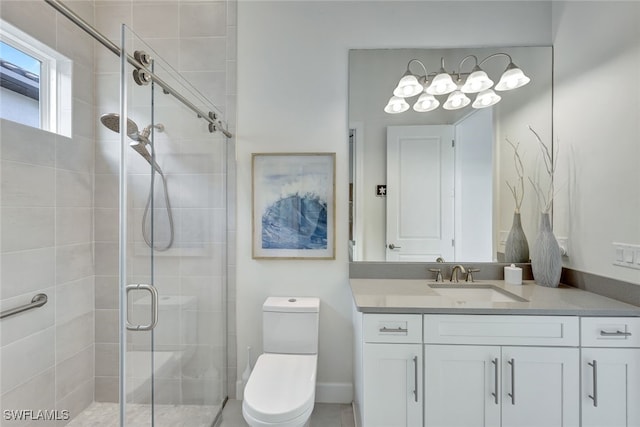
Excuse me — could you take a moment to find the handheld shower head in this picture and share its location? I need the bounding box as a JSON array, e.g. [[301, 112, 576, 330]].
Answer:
[[99, 113, 164, 174], [99, 112, 174, 251]]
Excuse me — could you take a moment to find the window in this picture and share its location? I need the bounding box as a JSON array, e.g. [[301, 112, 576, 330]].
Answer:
[[0, 20, 71, 136]]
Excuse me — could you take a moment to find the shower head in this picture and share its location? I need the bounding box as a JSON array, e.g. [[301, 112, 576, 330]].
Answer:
[[100, 113, 139, 139], [99, 113, 165, 175]]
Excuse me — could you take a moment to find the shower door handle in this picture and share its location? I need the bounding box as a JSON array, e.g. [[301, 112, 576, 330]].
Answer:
[[126, 284, 159, 331]]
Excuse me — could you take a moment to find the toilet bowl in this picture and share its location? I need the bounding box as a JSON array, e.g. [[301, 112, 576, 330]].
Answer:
[[243, 353, 317, 427], [242, 297, 320, 427]]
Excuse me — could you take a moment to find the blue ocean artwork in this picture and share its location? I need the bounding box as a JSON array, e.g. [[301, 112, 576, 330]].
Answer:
[[261, 193, 328, 249]]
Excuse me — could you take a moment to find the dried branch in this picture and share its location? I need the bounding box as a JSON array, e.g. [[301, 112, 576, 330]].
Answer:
[[505, 137, 525, 212], [528, 126, 558, 213]]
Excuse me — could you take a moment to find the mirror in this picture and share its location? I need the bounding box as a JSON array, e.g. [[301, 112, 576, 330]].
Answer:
[[349, 46, 553, 262]]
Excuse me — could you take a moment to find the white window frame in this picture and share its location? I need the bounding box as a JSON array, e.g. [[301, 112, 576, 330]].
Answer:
[[0, 20, 71, 136]]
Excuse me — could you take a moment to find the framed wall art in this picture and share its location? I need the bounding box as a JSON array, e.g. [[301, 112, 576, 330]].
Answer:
[[252, 153, 336, 259]]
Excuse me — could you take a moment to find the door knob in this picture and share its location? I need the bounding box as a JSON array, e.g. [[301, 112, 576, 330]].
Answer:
[[388, 243, 402, 250]]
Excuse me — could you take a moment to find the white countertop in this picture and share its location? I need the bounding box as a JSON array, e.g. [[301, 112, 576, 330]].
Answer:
[[350, 279, 640, 316]]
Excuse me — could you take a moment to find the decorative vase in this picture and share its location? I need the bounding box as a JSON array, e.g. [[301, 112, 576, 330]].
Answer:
[[505, 212, 529, 263], [531, 212, 562, 287]]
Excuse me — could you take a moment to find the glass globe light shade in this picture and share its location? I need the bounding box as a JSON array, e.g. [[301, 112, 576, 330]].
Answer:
[[472, 89, 501, 109], [461, 67, 494, 93], [442, 90, 471, 110], [413, 93, 440, 112], [426, 71, 457, 95], [384, 96, 410, 114], [393, 74, 423, 98], [495, 62, 531, 91]]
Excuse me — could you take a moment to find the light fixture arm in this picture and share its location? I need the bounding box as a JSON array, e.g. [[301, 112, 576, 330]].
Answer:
[[478, 52, 513, 67], [406, 59, 428, 79], [457, 54, 479, 74]]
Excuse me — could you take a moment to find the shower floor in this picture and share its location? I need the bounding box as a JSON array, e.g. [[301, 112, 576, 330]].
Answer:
[[67, 402, 220, 427]]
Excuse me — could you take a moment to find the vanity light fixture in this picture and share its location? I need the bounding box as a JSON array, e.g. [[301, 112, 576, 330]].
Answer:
[[384, 53, 530, 114]]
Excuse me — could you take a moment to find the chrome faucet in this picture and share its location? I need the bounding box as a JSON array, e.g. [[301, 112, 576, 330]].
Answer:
[[450, 265, 467, 282], [429, 268, 443, 282]]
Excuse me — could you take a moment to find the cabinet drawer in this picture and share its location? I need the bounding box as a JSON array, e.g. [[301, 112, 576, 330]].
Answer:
[[363, 314, 422, 343], [581, 317, 640, 347], [424, 315, 579, 346]]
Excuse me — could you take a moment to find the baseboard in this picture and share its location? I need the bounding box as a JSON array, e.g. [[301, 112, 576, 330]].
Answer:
[[237, 380, 353, 404], [315, 382, 353, 404]]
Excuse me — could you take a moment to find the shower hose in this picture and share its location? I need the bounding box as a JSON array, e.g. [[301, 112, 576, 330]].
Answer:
[[142, 169, 174, 251]]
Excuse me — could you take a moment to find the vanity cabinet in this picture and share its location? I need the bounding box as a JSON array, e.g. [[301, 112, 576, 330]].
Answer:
[[355, 313, 423, 427], [353, 310, 639, 427], [424, 315, 580, 427], [580, 317, 640, 427], [424, 345, 579, 427]]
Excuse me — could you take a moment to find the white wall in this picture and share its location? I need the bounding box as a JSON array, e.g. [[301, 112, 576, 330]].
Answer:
[[236, 0, 552, 402], [552, 2, 640, 285]]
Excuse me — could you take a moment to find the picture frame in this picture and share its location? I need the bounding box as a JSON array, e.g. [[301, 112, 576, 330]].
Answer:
[[252, 153, 336, 259]]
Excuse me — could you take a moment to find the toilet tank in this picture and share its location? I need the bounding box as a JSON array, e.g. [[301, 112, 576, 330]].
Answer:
[[263, 297, 320, 354]]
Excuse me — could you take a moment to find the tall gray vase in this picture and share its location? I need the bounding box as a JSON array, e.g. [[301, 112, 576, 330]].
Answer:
[[531, 212, 562, 287], [505, 212, 529, 263]]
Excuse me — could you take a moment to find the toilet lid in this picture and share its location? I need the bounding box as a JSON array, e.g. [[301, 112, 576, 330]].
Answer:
[[243, 353, 317, 424]]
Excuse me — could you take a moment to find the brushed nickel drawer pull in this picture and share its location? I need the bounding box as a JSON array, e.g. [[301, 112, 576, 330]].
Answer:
[[507, 358, 516, 405], [413, 356, 419, 402], [379, 326, 408, 333], [491, 358, 499, 405], [588, 360, 598, 407], [600, 330, 632, 337]]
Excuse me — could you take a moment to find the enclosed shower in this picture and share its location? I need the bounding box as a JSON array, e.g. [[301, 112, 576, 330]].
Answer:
[[0, 0, 234, 426]]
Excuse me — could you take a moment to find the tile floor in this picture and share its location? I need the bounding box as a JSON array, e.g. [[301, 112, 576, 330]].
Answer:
[[218, 400, 355, 427], [64, 400, 355, 426], [66, 402, 219, 427]]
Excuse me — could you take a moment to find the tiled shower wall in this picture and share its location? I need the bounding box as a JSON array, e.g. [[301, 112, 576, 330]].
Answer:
[[0, 0, 237, 421], [0, 0, 97, 420]]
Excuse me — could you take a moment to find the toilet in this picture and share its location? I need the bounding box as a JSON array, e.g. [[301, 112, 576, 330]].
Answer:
[[242, 297, 320, 427]]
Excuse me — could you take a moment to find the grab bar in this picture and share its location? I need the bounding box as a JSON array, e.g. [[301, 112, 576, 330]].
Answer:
[[0, 293, 48, 319]]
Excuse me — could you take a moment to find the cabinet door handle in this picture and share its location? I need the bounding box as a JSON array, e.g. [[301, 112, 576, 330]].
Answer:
[[507, 358, 515, 405], [600, 330, 632, 337], [491, 358, 499, 405], [413, 356, 419, 403], [588, 360, 598, 407], [379, 326, 408, 333]]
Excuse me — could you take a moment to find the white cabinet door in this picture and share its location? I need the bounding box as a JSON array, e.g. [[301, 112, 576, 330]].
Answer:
[[582, 348, 640, 427], [501, 346, 579, 427], [363, 343, 422, 427], [425, 345, 501, 427]]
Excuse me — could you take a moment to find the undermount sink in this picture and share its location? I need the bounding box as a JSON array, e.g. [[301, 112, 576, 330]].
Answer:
[[429, 284, 529, 303]]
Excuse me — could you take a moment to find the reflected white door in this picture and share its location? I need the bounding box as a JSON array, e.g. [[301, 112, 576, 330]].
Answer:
[[386, 125, 454, 261]]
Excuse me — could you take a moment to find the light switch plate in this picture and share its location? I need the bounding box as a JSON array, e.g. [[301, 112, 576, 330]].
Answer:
[[624, 249, 635, 264], [613, 242, 640, 270]]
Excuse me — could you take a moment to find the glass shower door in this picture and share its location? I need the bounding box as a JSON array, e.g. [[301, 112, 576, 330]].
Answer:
[[119, 24, 227, 426], [119, 24, 157, 426]]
